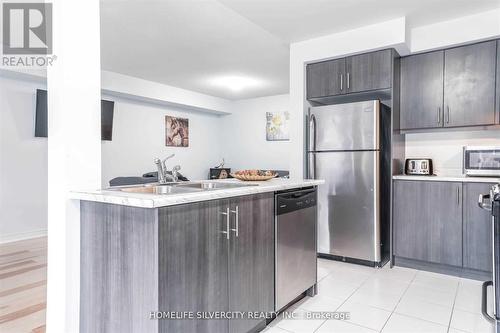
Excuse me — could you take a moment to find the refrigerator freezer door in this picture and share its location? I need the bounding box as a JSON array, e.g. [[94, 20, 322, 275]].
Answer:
[[308, 100, 380, 152], [312, 150, 380, 262]]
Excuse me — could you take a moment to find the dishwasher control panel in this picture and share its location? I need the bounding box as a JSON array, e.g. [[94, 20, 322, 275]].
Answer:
[[276, 188, 317, 215]]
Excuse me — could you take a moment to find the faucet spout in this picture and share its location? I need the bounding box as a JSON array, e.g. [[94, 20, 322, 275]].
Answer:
[[154, 157, 166, 184]]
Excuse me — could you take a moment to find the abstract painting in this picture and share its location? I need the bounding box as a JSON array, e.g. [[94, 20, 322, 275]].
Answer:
[[165, 116, 189, 147], [266, 111, 290, 141]]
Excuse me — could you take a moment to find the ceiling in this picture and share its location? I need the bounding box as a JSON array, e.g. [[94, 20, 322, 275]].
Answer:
[[100, 0, 500, 100]]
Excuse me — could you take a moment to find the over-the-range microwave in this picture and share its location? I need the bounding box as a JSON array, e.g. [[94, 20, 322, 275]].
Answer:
[[463, 146, 500, 177]]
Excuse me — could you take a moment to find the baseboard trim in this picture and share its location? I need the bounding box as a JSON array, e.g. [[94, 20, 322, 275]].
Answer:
[[0, 229, 47, 244], [394, 256, 492, 281]]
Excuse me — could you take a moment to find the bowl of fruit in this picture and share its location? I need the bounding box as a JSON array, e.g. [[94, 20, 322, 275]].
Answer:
[[231, 169, 278, 181]]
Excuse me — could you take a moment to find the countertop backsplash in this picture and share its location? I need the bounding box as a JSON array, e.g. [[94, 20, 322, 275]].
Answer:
[[405, 129, 500, 177]]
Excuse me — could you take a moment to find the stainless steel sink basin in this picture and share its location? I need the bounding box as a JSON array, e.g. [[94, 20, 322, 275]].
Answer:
[[176, 182, 258, 190], [116, 184, 202, 194], [109, 181, 257, 195]]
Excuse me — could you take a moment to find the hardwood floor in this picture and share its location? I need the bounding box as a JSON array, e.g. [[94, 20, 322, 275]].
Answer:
[[0, 237, 47, 333]]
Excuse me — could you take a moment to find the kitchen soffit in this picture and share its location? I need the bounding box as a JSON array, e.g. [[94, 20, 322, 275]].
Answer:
[[100, 0, 500, 100]]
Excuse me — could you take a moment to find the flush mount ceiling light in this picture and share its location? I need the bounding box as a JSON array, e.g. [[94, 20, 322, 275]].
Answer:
[[209, 75, 264, 92]]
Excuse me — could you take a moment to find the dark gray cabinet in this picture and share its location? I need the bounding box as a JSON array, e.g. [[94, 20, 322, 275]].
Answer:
[[393, 180, 429, 262], [81, 203, 159, 333], [463, 183, 494, 272], [400, 51, 444, 130], [158, 200, 229, 333], [497, 40, 500, 124], [307, 58, 345, 98], [346, 49, 392, 93], [394, 180, 495, 275], [228, 194, 274, 333], [306, 49, 393, 100], [81, 193, 275, 333], [400, 40, 498, 131], [161, 194, 274, 333], [394, 180, 462, 267], [444, 41, 497, 127]]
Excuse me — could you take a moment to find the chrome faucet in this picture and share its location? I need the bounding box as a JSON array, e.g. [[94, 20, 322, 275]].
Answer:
[[154, 154, 181, 184]]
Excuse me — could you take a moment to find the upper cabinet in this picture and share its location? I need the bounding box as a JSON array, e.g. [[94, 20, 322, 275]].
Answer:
[[346, 49, 393, 93], [307, 58, 346, 98], [306, 49, 393, 100], [444, 41, 497, 127], [400, 51, 444, 130], [400, 40, 498, 131]]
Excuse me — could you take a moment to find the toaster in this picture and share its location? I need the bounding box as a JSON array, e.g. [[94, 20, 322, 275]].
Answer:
[[405, 159, 433, 175]]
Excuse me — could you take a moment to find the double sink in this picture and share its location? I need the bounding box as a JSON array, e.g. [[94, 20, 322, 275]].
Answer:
[[109, 181, 258, 195]]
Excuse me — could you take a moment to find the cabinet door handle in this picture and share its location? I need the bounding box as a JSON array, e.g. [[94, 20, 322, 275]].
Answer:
[[220, 207, 230, 240], [446, 106, 450, 124], [340, 74, 343, 91], [457, 187, 460, 206], [346, 72, 350, 90], [437, 107, 441, 125], [230, 205, 239, 237]]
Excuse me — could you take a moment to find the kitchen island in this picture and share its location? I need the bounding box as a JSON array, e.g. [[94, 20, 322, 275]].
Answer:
[[71, 178, 323, 333]]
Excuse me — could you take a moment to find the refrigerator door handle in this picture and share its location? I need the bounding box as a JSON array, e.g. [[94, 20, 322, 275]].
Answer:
[[308, 153, 316, 179], [482, 281, 496, 323], [309, 113, 317, 152], [308, 113, 316, 179]]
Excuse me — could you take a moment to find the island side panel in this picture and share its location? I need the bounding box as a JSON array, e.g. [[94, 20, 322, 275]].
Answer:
[[80, 201, 159, 333]]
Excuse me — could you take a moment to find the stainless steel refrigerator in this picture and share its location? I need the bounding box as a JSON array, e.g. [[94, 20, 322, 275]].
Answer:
[[307, 100, 389, 266]]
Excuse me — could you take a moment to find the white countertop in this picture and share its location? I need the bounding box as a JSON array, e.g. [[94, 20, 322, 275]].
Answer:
[[393, 174, 500, 183], [70, 178, 325, 208]]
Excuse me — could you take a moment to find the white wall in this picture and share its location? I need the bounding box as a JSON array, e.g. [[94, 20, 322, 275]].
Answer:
[[405, 130, 500, 176], [220, 94, 291, 171], [46, 0, 102, 329], [101, 96, 224, 186], [0, 77, 227, 243], [410, 9, 500, 53], [101, 70, 233, 115], [0, 77, 48, 243], [0, 68, 233, 115]]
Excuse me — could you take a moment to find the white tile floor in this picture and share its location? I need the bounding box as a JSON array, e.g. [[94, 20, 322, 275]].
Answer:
[[264, 258, 495, 333]]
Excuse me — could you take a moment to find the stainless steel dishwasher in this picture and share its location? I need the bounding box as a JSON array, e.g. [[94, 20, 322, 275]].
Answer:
[[275, 187, 317, 311]]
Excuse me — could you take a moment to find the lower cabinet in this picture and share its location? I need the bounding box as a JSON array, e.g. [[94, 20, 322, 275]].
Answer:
[[158, 193, 275, 333], [80, 193, 275, 333], [228, 194, 274, 333], [158, 199, 229, 333], [394, 180, 493, 274], [394, 180, 462, 267], [463, 183, 494, 272]]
